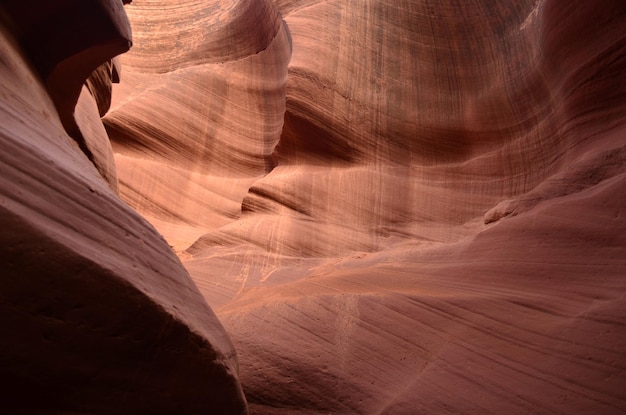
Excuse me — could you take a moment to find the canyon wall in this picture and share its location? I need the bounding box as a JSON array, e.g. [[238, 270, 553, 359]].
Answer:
[[1, 0, 625, 414], [105, 0, 626, 413], [0, 1, 246, 413]]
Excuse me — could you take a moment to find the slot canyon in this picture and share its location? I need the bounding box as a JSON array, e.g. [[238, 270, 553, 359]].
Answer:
[[1, 0, 625, 413]]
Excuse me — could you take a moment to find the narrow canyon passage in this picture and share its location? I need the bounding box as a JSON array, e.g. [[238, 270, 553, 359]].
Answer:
[[105, 1, 626, 413], [1, 0, 625, 414]]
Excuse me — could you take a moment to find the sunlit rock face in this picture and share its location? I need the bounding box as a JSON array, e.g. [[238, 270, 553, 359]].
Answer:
[[107, 0, 626, 413], [104, 0, 291, 251], [0, 2, 246, 414]]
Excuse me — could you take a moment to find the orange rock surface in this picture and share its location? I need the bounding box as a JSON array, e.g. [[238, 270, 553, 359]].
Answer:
[[2, 0, 625, 413], [0, 2, 245, 413], [105, 0, 626, 413]]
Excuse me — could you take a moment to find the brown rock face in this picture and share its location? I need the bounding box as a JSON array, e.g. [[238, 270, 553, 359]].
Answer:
[[104, 0, 291, 251], [2, 0, 132, 179], [2, 0, 625, 413], [0, 2, 246, 414], [105, 0, 626, 413]]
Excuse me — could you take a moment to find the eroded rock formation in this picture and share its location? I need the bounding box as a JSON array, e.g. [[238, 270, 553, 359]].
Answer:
[[0, 1, 246, 413], [105, 0, 626, 413], [1, 0, 625, 413]]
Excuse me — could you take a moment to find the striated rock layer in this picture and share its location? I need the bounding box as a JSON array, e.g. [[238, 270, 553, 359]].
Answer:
[[105, 0, 625, 413], [105, 0, 292, 253], [0, 2, 246, 414]]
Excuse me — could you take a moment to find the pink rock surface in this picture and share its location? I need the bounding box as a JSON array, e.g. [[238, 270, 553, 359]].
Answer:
[[106, 0, 626, 413], [2, 0, 625, 413], [105, 0, 291, 251], [0, 3, 246, 413], [102, 0, 626, 412]]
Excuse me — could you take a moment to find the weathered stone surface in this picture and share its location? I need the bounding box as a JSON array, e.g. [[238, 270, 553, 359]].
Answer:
[[0, 4, 247, 414], [1, 0, 132, 188], [73, 85, 119, 191], [107, 0, 626, 413], [3, 0, 626, 413], [105, 0, 291, 251], [85, 60, 115, 118]]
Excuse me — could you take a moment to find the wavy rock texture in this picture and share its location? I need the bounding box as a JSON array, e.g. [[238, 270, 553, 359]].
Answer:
[[105, 0, 626, 413], [105, 0, 291, 251], [0, 3, 246, 414]]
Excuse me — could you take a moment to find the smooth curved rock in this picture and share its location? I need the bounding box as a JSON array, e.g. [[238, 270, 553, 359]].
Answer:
[[48, 0, 626, 413], [1, 0, 132, 190], [85, 60, 115, 118], [105, 0, 291, 251], [0, 8, 247, 415], [120, 0, 283, 73]]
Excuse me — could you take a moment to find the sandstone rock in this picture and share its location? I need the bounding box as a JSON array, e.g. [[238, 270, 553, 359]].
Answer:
[[0, 4, 247, 414], [105, 0, 291, 251], [108, 0, 626, 413], [73, 85, 119, 191], [1, 0, 132, 190], [6, 0, 626, 413], [85, 60, 115, 118]]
